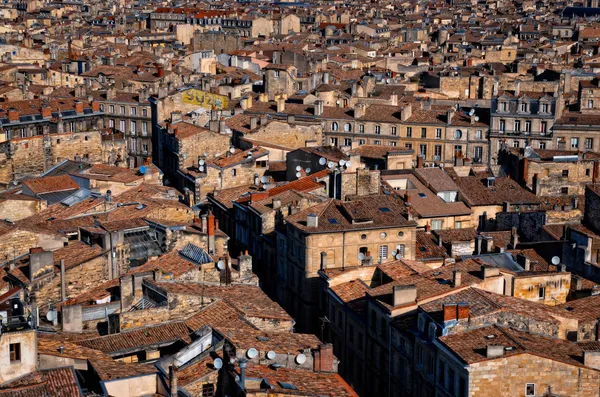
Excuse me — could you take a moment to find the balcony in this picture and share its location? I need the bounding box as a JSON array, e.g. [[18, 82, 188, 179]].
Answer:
[[489, 130, 552, 137]]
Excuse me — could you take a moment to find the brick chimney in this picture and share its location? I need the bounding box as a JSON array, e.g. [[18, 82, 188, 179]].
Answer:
[[207, 212, 216, 254], [155, 63, 164, 78], [8, 108, 19, 122], [314, 343, 334, 372], [92, 101, 100, 112], [74, 100, 84, 114], [41, 105, 52, 118], [457, 303, 469, 320], [443, 303, 457, 322]]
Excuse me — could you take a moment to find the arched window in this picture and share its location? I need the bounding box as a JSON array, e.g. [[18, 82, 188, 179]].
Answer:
[[344, 123, 351, 132], [332, 122, 338, 131]]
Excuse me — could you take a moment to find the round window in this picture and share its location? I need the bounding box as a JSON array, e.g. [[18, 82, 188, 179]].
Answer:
[[398, 231, 404, 237], [380, 232, 387, 239], [454, 130, 462, 139], [361, 234, 367, 240]]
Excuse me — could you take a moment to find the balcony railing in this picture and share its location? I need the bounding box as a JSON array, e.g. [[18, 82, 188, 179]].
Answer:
[[489, 130, 552, 137]]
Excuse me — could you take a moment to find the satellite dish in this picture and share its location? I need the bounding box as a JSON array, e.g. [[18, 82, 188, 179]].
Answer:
[[328, 162, 335, 169], [217, 260, 225, 270], [247, 348, 258, 359], [199, 166, 204, 172], [305, 168, 311, 174], [395, 254, 402, 260], [260, 176, 268, 183], [229, 147, 236, 154], [266, 350, 276, 360], [474, 116, 480, 121], [46, 310, 57, 322], [319, 157, 327, 166], [296, 165, 302, 172], [295, 353, 306, 364], [296, 172, 302, 178], [199, 159, 205, 166], [140, 165, 147, 174], [339, 159, 346, 166], [358, 252, 365, 261], [345, 161, 352, 169], [469, 109, 475, 116], [551, 256, 560, 265], [213, 358, 223, 369]]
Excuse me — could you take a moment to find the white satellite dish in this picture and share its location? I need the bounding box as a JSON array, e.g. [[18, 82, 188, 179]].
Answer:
[[474, 116, 479, 121], [345, 161, 352, 169], [305, 168, 311, 174], [319, 157, 327, 166], [229, 147, 236, 154], [295, 353, 306, 364], [395, 254, 402, 260], [266, 350, 276, 360], [469, 109, 475, 116], [296, 165, 302, 172], [358, 252, 365, 261], [217, 260, 225, 270], [46, 310, 57, 322], [199, 166, 204, 172], [247, 348, 258, 359], [199, 159, 205, 166], [339, 159, 346, 166], [328, 162, 335, 169], [260, 176, 268, 183], [213, 358, 223, 369], [551, 256, 560, 265], [296, 172, 302, 178]]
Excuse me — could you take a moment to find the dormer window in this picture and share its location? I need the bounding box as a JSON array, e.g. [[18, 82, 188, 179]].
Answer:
[[500, 101, 508, 112], [520, 102, 528, 113], [541, 103, 549, 113]]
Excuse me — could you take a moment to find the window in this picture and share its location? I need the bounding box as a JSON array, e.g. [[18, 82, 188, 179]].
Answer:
[[9, 343, 20, 362], [562, 169, 569, 177], [131, 121, 137, 134], [431, 220, 442, 230], [434, 128, 442, 139], [109, 105, 115, 113], [142, 108, 148, 117], [421, 128, 427, 138], [375, 125, 381, 134], [374, 140, 381, 145], [331, 122, 338, 131], [434, 145, 442, 159], [475, 130, 482, 139], [586, 138, 594, 149], [359, 139, 365, 145], [456, 221, 462, 229], [405, 143, 412, 149], [474, 146, 483, 162], [109, 119, 115, 128], [391, 142, 397, 147], [344, 138, 352, 146], [274, 70, 280, 78], [406, 127, 412, 137], [526, 384, 536, 396], [142, 122, 148, 134], [500, 101, 507, 112], [396, 244, 405, 258], [513, 140, 520, 148], [202, 383, 215, 397], [561, 187, 569, 194], [589, 100, 594, 109], [359, 124, 364, 133], [499, 120, 505, 132], [541, 121, 547, 134], [120, 120, 126, 132], [538, 287, 545, 299], [539, 142, 546, 149], [448, 368, 455, 393], [120, 106, 125, 114], [514, 120, 521, 132], [416, 344, 424, 367], [587, 168, 591, 177], [379, 245, 388, 260], [520, 102, 528, 112], [420, 144, 427, 157], [454, 130, 462, 139], [256, 160, 267, 168], [525, 120, 531, 132], [391, 126, 397, 135], [131, 107, 137, 116], [344, 123, 351, 132], [232, 169, 237, 177], [541, 103, 549, 113], [142, 144, 148, 153], [330, 137, 338, 146], [571, 137, 579, 149]]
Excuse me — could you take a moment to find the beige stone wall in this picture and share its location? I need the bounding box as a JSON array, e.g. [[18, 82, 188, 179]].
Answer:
[[0, 199, 45, 221], [0, 330, 37, 384], [0, 229, 62, 259], [527, 159, 594, 196], [247, 121, 322, 151], [120, 306, 170, 330], [468, 353, 600, 397], [179, 131, 230, 169], [513, 273, 570, 306]]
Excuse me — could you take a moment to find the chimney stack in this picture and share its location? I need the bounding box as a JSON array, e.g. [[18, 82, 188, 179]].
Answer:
[[307, 214, 319, 228], [74, 100, 84, 114], [453, 270, 461, 287], [393, 284, 417, 307], [7, 108, 19, 122], [238, 358, 247, 390], [41, 105, 52, 118], [443, 303, 457, 322], [169, 365, 178, 397], [486, 345, 505, 359]]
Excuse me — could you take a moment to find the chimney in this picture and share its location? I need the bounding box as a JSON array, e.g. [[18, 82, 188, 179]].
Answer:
[[250, 117, 258, 130], [390, 94, 398, 106], [238, 358, 248, 390], [481, 265, 500, 279], [393, 284, 417, 307], [238, 251, 252, 278], [484, 237, 493, 253], [74, 100, 84, 114], [272, 198, 281, 209], [443, 304, 457, 323], [260, 115, 268, 125], [60, 259, 66, 301], [8, 108, 19, 122], [277, 96, 286, 113], [446, 107, 455, 125], [354, 103, 366, 119], [514, 79, 521, 96], [92, 101, 100, 112], [457, 303, 469, 320], [169, 365, 178, 397], [401, 103, 412, 121], [314, 100, 324, 116], [207, 213, 216, 253], [476, 235, 483, 255], [307, 214, 319, 228], [486, 345, 505, 359], [453, 270, 461, 287], [106, 88, 116, 100], [201, 214, 208, 233], [41, 105, 52, 118], [424, 223, 431, 233], [155, 63, 164, 78], [320, 252, 327, 270], [317, 343, 334, 372]]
